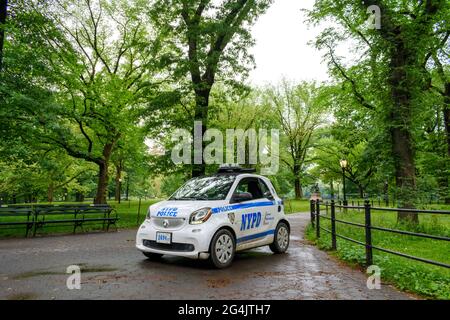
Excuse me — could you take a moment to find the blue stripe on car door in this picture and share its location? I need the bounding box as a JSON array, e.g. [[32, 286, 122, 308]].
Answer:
[[236, 229, 275, 244]]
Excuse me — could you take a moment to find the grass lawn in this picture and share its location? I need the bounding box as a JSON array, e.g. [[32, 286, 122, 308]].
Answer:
[[306, 208, 450, 299], [284, 199, 310, 213]]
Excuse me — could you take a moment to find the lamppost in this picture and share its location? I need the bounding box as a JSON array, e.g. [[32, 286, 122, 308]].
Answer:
[[118, 178, 122, 204], [339, 159, 348, 207]]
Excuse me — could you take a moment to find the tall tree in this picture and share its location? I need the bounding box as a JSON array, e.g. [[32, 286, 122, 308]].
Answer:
[[33, 0, 166, 203], [266, 80, 327, 199], [308, 0, 449, 222], [150, 0, 272, 177]]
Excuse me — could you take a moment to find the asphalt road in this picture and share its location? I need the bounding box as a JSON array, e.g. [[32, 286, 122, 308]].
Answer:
[[0, 213, 412, 300]]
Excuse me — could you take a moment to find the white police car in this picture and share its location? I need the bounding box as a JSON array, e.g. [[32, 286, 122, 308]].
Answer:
[[136, 166, 290, 268]]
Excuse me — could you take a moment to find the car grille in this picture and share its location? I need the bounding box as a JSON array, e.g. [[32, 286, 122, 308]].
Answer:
[[151, 217, 186, 230], [143, 240, 195, 252]]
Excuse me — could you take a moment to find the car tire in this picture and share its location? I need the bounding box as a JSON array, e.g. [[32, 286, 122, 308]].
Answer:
[[269, 222, 290, 254], [209, 229, 235, 269], [143, 252, 163, 260]]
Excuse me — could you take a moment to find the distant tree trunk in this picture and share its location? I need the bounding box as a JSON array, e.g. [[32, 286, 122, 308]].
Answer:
[[114, 161, 123, 202], [330, 181, 334, 199], [358, 185, 364, 198], [293, 164, 302, 199], [47, 182, 54, 203], [383, 181, 389, 206], [75, 192, 84, 202], [125, 177, 129, 200], [0, 0, 7, 71]]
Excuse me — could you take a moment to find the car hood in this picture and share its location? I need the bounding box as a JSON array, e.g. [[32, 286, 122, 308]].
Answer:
[[149, 200, 228, 219]]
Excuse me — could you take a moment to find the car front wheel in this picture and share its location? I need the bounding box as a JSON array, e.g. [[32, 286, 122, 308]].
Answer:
[[209, 229, 235, 269], [270, 222, 290, 253]]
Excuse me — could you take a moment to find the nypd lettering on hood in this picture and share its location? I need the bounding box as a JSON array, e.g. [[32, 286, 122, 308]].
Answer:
[[156, 207, 178, 217]]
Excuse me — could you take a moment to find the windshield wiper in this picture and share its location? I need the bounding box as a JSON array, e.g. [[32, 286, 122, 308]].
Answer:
[[171, 196, 209, 200]]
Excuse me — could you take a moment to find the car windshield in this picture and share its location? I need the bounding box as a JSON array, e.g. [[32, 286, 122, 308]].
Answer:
[[170, 175, 236, 201]]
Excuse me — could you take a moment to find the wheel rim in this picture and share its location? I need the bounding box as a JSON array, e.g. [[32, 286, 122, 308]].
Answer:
[[277, 226, 289, 250], [215, 234, 233, 264]]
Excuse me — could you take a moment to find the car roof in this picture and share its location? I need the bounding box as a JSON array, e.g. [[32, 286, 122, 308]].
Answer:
[[213, 172, 268, 181]]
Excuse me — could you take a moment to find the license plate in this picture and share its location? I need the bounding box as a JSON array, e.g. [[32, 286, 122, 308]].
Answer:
[[156, 232, 171, 244]]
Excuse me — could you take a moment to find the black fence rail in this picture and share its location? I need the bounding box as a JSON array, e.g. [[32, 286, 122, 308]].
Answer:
[[310, 200, 450, 269]]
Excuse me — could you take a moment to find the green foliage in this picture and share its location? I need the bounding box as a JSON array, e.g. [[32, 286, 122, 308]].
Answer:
[[305, 0, 450, 213]]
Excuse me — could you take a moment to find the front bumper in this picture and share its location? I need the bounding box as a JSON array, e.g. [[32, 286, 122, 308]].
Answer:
[[136, 219, 212, 259]]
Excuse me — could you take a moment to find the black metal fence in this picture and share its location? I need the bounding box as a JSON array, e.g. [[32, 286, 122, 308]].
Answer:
[[310, 200, 450, 268]]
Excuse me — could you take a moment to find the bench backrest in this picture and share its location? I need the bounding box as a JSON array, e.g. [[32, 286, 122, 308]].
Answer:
[[0, 204, 114, 217], [0, 207, 34, 217]]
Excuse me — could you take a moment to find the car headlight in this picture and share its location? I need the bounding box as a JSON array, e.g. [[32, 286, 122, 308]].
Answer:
[[146, 208, 152, 220], [189, 208, 212, 225]]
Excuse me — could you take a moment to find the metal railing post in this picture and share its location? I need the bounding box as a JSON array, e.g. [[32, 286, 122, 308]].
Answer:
[[364, 200, 373, 266], [310, 200, 315, 228], [331, 200, 337, 250], [316, 200, 320, 238]]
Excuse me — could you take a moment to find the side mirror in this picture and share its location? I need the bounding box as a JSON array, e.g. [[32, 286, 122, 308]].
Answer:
[[263, 191, 274, 200], [230, 192, 253, 203]]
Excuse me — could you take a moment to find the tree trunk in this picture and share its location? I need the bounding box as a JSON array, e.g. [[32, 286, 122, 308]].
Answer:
[[0, 0, 7, 71], [95, 161, 108, 204], [293, 164, 302, 199], [442, 83, 450, 204], [388, 34, 418, 223], [192, 88, 210, 177], [294, 178, 302, 199], [94, 142, 114, 204]]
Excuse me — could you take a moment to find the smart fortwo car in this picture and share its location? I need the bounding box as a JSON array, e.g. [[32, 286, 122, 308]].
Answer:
[[136, 166, 290, 268]]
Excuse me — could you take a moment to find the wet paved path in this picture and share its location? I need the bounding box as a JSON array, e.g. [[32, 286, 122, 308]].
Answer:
[[0, 213, 412, 300]]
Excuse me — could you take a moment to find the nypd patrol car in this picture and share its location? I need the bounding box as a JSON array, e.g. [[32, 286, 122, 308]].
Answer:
[[136, 166, 290, 268]]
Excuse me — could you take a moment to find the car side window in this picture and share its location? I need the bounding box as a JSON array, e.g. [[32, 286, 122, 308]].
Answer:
[[233, 178, 264, 200], [258, 179, 273, 199], [234, 181, 248, 194]]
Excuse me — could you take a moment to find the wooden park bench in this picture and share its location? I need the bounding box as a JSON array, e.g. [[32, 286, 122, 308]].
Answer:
[[0, 207, 35, 237], [0, 204, 119, 237]]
